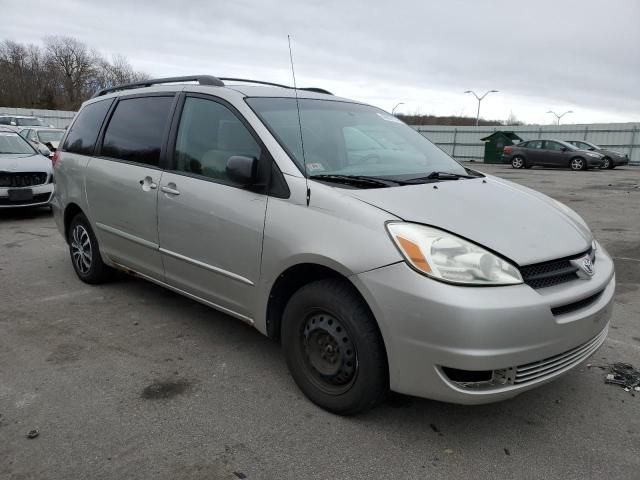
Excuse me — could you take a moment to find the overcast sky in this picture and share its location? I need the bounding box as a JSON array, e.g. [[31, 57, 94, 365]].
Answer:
[[3, 0, 639, 124]]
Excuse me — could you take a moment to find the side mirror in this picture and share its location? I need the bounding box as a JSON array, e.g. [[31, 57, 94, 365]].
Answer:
[[38, 145, 51, 157], [588, 147, 595, 151], [226, 155, 258, 185], [561, 146, 568, 151]]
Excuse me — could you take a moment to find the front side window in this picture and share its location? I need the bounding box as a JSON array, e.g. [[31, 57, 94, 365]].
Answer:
[[64, 99, 113, 155], [545, 141, 564, 151], [102, 96, 174, 166], [173, 97, 261, 182], [247, 98, 467, 179]]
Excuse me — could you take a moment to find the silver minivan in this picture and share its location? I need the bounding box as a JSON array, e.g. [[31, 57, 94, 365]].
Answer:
[[52, 76, 614, 414]]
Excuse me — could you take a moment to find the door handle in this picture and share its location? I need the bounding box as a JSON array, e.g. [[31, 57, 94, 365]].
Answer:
[[161, 184, 180, 196]]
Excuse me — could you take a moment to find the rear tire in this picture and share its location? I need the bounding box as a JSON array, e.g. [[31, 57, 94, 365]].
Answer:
[[570, 157, 586, 171], [511, 156, 525, 169], [281, 278, 388, 415], [68, 213, 114, 284]]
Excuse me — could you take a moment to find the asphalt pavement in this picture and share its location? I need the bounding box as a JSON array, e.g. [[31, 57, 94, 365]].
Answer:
[[1, 163, 639, 479]]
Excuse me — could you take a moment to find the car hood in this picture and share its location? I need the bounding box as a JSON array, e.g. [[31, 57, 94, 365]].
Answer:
[[347, 175, 592, 266], [0, 153, 52, 173]]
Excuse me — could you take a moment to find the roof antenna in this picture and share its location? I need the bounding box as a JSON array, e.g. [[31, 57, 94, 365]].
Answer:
[[288, 34, 310, 206]]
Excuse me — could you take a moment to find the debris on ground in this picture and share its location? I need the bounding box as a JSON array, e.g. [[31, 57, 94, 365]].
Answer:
[[604, 363, 640, 394], [26, 429, 39, 439]]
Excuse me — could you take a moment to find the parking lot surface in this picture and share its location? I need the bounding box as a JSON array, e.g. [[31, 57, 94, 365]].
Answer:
[[1, 164, 639, 480]]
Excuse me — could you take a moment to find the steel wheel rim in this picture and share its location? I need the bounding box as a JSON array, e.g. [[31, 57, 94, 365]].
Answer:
[[512, 157, 523, 168], [71, 225, 92, 274], [301, 311, 358, 395], [602, 158, 610, 168], [571, 159, 583, 170]]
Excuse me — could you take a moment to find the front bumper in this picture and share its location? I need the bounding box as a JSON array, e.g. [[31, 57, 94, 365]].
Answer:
[[613, 156, 629, 166], [352, 247, 615, 404], [0, 183, 54, 208]]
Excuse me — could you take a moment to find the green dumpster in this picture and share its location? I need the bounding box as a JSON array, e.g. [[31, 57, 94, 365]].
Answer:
[[480, 131, 523, 164]]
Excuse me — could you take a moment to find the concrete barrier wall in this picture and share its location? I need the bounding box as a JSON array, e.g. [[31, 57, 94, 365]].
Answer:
[[413, 123, 640, 165]]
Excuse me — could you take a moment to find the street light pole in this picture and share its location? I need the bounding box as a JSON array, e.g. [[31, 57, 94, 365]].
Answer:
[[391, 102, 405, 115], [464, 90, 499, 127], [546, 110, 573, 126]]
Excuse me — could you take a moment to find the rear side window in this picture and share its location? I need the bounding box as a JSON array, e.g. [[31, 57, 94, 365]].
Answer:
[[528, 140, 543, 149], [101, 96, 174, 167], [64, 99, 113, 155]]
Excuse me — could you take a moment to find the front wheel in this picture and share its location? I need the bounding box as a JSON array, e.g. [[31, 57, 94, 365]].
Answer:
[[281, 279, 388, 415], [570, 157, 586, 171], [602, 157, 615, 169], [68, 213, 114, 284]]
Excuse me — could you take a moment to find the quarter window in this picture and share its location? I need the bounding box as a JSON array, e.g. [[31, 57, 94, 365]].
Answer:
[[64, 99, 113, 155], [173, 97, 261, 183], [102, 96, 174, 167]]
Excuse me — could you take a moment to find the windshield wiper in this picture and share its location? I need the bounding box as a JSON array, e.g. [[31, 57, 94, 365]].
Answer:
[[309, 174, 407, 188], [405, 171, 479, 183]]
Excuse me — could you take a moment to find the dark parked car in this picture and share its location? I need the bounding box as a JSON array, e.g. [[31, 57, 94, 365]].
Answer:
[[565, 140, 629, 169], [502, 139, 604, 171]]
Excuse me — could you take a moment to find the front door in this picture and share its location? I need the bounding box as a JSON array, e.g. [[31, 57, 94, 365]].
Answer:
[[157, 95, 269, 321], [543, 140, 569, 167], [85, 95, 175, 279]]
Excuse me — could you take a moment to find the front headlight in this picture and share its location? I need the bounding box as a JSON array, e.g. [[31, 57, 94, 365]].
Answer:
[[386, 223, 523, 286]]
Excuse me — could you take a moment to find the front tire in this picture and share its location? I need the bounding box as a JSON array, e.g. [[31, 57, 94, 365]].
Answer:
[[68, 213, 114, 284], [511, 156, 525, 169], [281, 279, 388, 415], [570, 157, 586, 171], [602, 157, 615, 169]]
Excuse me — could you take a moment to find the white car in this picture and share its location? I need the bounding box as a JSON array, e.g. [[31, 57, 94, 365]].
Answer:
[[0, 127, 54, 209]]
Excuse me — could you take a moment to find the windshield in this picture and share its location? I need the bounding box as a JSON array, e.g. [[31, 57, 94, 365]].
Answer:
[[37, 130, 64, 143], [246, 98, 467, 179], [0, 132, 36, 154], [16, 117, 45, 126]]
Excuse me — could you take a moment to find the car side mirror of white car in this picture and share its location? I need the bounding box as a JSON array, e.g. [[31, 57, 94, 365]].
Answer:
[[226, 155, 258, 185]]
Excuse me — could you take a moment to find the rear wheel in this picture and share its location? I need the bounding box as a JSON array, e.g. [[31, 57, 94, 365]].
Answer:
[[281, 279, 388, 415], [570, 157, 586, 171], [68, 213, 114, 284], [511, 156, 525, 169]]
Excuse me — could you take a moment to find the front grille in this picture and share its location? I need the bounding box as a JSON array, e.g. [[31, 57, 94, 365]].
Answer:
[[0, 172, 48, 187], [0, 192, 51, 206], [520, 248, 595, 289], [514, 327, 608, 385], [551, 290, 604, 316]]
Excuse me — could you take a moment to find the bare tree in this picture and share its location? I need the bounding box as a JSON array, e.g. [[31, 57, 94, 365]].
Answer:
[[0, 36, 149, 110]]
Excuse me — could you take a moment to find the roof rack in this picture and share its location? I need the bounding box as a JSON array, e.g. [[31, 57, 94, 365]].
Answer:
[[93, 75, 225, 97], [220, 78, 333, 95], [92, 75, 333, 98]]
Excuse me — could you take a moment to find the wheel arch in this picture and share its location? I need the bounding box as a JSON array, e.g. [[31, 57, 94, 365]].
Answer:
[[265, 262, 380, 343], [63, 202, 84, 242]]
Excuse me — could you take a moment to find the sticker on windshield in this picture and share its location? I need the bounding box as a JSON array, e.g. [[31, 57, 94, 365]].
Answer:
[[306, 162, 325, 172], [377, 113, 403, 123]]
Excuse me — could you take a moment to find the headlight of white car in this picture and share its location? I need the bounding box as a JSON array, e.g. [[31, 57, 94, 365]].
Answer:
[[386, 222, 523, 286]]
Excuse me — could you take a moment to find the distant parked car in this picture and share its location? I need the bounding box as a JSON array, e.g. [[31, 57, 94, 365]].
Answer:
[[19, 127, 65, 156], [503, 139, 604, 171], [0, 115, 53, 128], [0, 127, 54, 209], [564, 140, 629, 169]]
